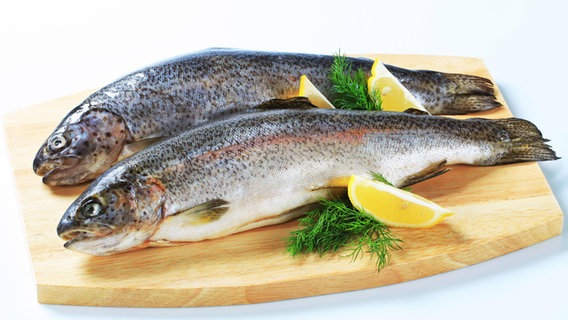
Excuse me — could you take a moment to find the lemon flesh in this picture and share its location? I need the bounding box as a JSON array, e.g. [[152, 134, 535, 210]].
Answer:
[[298, 75, 335, 109], [368, 59, 429, 114], [347, 175, 452, 228]]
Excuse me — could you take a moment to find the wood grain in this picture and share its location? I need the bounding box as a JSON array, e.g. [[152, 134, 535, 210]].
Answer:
[[2, 54, 563, 307]]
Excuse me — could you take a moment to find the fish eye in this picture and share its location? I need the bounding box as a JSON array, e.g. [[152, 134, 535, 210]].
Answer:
[[81, 199, 104, 218], [48, 133, 68, 152]]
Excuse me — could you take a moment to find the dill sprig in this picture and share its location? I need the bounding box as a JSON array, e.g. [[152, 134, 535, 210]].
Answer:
[[329, 53, 382, 111], [286, 197, 403, 272], [371, 171, 395, 186], [371, 171, 413, 192]]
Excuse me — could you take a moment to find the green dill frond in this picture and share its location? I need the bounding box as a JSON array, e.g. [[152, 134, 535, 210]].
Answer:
[[371, 171, 411, 191], [286, 197, 403, 273], [370, 172, 394, 186], [329, 52, 382, 111], [286, 198, 354, 257]]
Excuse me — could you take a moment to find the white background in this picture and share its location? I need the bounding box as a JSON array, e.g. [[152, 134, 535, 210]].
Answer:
[[1, 0, 566, 319]]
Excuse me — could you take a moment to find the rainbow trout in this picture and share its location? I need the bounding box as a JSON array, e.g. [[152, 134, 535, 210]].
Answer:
[[33, 48, 500, 185], [56, 99, 557, 255]]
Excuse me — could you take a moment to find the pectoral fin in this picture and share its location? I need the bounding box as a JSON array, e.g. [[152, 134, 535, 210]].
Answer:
[[118, 137, 163, 161], [399, 160, 450, 188], [166, 199, 230, 227]]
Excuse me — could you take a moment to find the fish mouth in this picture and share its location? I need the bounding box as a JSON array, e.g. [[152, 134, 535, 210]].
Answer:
[[59, 224, 152, 256], [59, 225, 114, 248], [42, 167, 89, 186], [33, 154, 83, 185], [62, 232, 92, 249]]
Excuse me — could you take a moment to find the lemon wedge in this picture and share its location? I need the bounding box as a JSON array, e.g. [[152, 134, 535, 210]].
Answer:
[[298, 75, 335, 109], [368, 59, 429, 114], [347, 175, 453, 228]]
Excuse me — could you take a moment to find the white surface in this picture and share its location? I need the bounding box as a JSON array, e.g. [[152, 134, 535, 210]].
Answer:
[[1, 0, 566, 318]]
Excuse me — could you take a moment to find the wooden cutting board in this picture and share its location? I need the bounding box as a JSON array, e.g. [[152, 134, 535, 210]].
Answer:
[[2, 54, 563, 307]]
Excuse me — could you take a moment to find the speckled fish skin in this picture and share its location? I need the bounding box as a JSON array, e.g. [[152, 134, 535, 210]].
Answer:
[[56, 100, 557, 255], [33, 48, 500, 185]]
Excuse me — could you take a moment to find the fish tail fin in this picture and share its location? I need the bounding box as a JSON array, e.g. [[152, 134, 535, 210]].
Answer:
[[441, 91, 502, 115], [493, 118, 559, 164], [386, 65, 502, 115], [441, 73, 502, 114], [447, 72, 496, 95]]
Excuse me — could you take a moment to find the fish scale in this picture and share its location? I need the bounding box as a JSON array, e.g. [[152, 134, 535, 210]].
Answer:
[[34, 48, 501, 185], [56, 100, 557, 255]]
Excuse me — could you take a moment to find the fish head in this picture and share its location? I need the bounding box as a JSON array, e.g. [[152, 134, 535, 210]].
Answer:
[[57, 177, 166, 255], [33, 108, 129, 185]]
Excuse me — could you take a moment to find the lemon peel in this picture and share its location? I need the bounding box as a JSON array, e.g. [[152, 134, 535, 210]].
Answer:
[[368, 59, 429, 114], [298, 75, 335, 109], [348, 175, 453, 228]]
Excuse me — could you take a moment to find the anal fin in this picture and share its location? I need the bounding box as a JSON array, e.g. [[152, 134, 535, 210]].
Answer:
[[399, 160, 450, 188]]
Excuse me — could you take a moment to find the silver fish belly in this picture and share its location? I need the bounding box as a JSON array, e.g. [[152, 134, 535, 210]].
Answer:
[[56, 102, 557, 255], [34, 48, 500, 185]]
